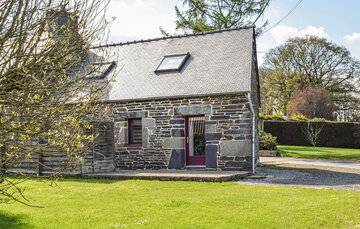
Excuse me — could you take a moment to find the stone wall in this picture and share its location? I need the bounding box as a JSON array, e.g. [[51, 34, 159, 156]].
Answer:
[[82, 121, 115, 174], [6, 30, 260, 175], [7, 94, 257, 174], [8, 121, 115, 175], [99, 93, 256, 171]]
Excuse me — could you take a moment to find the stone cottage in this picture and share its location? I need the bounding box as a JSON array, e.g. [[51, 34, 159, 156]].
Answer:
[[86, 26, 260, 173]]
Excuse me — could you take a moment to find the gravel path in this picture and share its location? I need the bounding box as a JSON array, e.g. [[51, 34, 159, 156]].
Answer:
[[261, 157, 360, 174], [240, 166, 360, 191]]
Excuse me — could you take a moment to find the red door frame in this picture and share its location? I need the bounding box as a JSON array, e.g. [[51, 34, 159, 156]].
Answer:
[[185, 116, 206, 166]]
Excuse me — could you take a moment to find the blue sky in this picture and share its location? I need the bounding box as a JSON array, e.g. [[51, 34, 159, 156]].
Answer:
[[257, 0, 360, 62], [106, 0, 360, 64], [270, 0, 360, 37]]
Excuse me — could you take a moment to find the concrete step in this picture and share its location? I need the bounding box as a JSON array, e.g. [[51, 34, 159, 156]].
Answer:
[[84, 170, 251, 182], [185, 165, 206, 170], [185, 166, 218, 171]]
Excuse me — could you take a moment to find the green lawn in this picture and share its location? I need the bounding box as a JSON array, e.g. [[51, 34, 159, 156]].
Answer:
[[278, 145, 360, 161], [1, 178, 360, 228]]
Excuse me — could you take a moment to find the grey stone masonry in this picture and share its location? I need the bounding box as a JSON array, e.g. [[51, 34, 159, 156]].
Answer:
[[92, 93, 256, 171], [83, 121, 116, 174]]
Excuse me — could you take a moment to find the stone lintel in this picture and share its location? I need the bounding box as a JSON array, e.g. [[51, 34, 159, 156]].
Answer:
[[114, 111, 148, 120], [174, 105, 211, 116]]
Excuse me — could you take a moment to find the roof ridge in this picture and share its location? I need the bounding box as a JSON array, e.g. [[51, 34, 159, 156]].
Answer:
[[91, 26, 254, 49]]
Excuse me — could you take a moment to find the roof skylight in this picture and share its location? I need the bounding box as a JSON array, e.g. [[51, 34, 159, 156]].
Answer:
[[155, 53, 190, 73]]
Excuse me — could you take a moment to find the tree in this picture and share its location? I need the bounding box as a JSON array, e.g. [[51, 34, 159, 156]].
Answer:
[[260, 68, 300, 114], [302, 121, 325, 147], [163, 0, 270, 35], [0, 0, 112, 205], [262, 36, 360, 116], [288, 86, 336, 120]]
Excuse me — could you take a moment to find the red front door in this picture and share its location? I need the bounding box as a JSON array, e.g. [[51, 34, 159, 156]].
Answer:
[[185, 116, 206, 166]]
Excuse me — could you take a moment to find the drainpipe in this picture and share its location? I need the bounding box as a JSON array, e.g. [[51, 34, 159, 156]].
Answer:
[[247, 93, 256, 174]]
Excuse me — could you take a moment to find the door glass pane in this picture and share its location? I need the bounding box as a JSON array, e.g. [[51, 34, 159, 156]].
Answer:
[[188, 117, 206, 156]]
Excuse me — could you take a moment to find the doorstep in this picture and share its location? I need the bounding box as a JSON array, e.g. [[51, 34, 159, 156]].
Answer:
[[83, 169, 250, 182]]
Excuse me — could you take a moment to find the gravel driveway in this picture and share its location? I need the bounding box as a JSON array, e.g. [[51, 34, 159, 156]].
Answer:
[[239, 162, 360, 191], [261, 157, 360, 174]]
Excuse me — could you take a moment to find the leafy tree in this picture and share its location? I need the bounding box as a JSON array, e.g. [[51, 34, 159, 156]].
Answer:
[[288, 86, 336, 120], [0, 0, 111, 205], [163, 0, 270, 35], [260, 68, 300, 114], [262, 36, 360, 116]]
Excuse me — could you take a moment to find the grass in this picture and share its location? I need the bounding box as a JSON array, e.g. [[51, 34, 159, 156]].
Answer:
[[278, 145, 360, 161], [1, 178, 360, 228]]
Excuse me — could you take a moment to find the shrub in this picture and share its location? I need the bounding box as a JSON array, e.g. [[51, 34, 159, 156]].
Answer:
[[259, 113, 286, 121], [259, 130, 278, 150], [288, 86, 337, 120], [289, 114, 308, 121]]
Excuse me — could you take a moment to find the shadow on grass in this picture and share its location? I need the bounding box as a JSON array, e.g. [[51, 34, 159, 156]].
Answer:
[[0, 212, 33, 229]]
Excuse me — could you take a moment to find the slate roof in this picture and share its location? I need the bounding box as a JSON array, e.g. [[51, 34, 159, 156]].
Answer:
[[92, 27, 256, 102]]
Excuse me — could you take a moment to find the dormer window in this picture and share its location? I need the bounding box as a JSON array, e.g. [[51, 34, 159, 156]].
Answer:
[[155, 53, 190, 73]]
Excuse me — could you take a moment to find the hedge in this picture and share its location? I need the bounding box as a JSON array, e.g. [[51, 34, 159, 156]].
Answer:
[[263, 120, 360, 149]]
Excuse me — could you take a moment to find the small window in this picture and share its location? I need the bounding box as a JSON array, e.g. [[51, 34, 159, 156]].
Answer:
[[155, 53, 190, 73], [128, 118, 142, 145]]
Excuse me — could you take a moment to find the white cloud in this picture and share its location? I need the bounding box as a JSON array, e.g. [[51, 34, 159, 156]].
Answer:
[[343, 33, 360, 59], [106, 0, 177, 43], [344, 33, 360, 43], [270, 25, 328, 45]]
